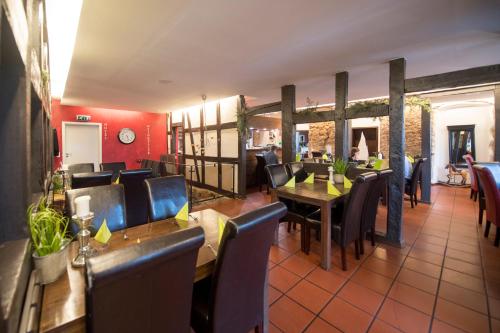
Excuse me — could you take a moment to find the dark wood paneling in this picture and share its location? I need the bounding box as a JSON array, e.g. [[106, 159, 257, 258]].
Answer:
[[346, 104, 390, 119], [292, 110, 335, 124], [281, 85, 296, 163], [200, 106, 205, 184], [421, 108, 431, 203], [186, 112, 200, 182], [495, 85, 500, 161], [405, 64, 500, 93], [184, 122, 236, 132], [216, 103, 222, 191], [246, 101, 281, 116], [387, 58, 406, 246], [335, 72, 349, 159]]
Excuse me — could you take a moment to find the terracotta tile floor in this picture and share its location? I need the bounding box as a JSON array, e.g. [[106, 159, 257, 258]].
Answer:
[[197, 185, 500, 333]]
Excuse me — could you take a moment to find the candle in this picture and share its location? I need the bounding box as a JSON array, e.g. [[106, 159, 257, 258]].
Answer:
[[74, 195, 91, 217], [61, 164, 69, 171]]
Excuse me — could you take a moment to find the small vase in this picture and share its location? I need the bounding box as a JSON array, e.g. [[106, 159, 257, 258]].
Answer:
[[32, 241, 69, 284], [333, 174, 344, 184]]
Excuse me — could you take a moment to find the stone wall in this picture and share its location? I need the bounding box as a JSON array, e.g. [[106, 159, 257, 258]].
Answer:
[[309, 121, 335, 153]]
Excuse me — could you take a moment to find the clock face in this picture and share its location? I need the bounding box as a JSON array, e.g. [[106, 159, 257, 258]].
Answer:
[[118, 128, 136, 144]]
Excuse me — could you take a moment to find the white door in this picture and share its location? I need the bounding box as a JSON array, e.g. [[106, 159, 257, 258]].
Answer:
[[62, 122, 102, 170]]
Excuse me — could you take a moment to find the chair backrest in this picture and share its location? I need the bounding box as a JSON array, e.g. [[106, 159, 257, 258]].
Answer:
[[119, 169, 153, 228], [71, 171, 113, 189], [340, 172, 378, 246], [208, 202, 287, 333], [150, 161, 161, 177], [464, 155, 477, 191], [144, 175, 188, 222], [100, 162, 126, 182], [65, 184, 127, 235], [285, 162, 308, 182], [409, 158, 425, 192], [361, 169, 393, 234], [68, 163, 94, 176], [265, 164, 290, 189], [474, 165, 500, 225], [311, 151, 322, 158], [159, 161, 178, 177], [85, 226, 204, 333]]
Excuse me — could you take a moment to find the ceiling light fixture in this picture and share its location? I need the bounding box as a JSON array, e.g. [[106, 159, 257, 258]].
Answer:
[[46, 0, 83, 99]]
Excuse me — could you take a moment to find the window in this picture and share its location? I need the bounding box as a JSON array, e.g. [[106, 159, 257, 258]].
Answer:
[[448, 125, 475, 167]]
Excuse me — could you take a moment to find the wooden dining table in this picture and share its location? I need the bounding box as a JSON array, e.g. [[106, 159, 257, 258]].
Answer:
[[39, 208, 226, 333], [271, 180, 350, 270]]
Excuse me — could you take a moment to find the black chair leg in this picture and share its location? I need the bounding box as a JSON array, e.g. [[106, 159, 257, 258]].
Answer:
[[479, 208, 484, 225], [495, 227, 500, 247], [485, 221, 491, 238], [287, 221, 292, 233], [371, 226, 376, 246], [474, 191, 478, 202], [303, 224, 310, 254], [414, 194, 418, 206], [293, 222, 297, 230], [470, 189, 474, 199], [359, 234, 365, 255], [255, 322, 264, 333], [341, 247, 347, 271], [354, 240, 360, 260], [410, 195, 414, 208]]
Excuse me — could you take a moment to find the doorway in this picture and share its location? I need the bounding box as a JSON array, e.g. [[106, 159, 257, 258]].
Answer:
[[352, 127, 378, 156], [62, 122, 102, 170]]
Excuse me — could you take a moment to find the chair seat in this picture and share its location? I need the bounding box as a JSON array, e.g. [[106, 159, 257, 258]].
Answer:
[[190, 278, 212, 333]]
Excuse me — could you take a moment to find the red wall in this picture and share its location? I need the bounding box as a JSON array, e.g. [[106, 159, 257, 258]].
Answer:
[[51, 99, 167, 170]]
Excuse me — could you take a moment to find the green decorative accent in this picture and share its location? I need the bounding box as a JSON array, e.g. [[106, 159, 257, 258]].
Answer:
[[294, 97, 318, 116], [27, 197, 70, 257], [236, 100, 248, 135], [332, 158, 348, 175], [347, 96, 431, 114]]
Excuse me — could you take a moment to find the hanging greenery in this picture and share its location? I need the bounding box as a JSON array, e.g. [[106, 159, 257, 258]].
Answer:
[[347, 96, 431, 114], [236, 98, 248, 136], [293, 97, 320, 116], [405, 96, 432, 113]]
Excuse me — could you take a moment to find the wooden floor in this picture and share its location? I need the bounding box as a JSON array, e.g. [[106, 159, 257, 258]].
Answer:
[[196, 185, 500, 333]]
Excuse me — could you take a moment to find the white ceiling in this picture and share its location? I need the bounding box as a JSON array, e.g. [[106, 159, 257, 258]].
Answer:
[[62, 0, 500, 112]]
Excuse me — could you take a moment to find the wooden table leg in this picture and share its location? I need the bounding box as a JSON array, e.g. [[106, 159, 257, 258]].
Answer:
[[320, 201, 332, 270]]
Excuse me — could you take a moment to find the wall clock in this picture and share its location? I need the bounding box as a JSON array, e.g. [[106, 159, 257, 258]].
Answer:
[[118, 128, 136, 144]]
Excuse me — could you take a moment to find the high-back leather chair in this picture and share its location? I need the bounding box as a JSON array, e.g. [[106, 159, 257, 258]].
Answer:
[[360, 169, 393, 254], [465, 154, 478, 200], [100, 162, 126, 182], [265, 164, 289, 188], [286, 162, 308, 183], [71, 171, 113, 189], [255, 154, 268, 192], [68, 163, 94, 176], [191, 202, 287, 333], [119, 169, 153, 228], [65, 184, 127, 235], [304, 172, 377, 270], [144, 175, 188, 222], [404, 158, 425, 208], [150, 161, 161, 177], [140, 159, 153, 169], [474, 165, 500, 246], [86, 227, 204, 333]]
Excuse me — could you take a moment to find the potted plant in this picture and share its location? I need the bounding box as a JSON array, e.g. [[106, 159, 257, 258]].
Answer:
[[27, 197, 71, 284], [332, 158, 348, 183]]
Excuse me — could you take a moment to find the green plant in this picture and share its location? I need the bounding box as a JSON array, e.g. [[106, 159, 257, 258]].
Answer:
[[332, 158, 348, 175], [347, 96, 431, 114], [27, 197, 70, 257], [236, 99, 248, 136]]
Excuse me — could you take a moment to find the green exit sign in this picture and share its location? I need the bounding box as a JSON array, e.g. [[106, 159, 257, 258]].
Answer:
[[76, 115, 91, 121]]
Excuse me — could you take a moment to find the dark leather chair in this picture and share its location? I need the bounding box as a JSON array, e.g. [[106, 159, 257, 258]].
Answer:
[[465, 154, 478, 200], [119, 169, 153, 228], [140, 159, 153, 169], [405, 158, 426, 208], [86, 227, 204, 333], [100, 162, 126, 182], [191, 202, 287, 333], [144, 175, 188, 222], [311, 151, 322, 158], [286, 162, 308, 183], [304, 172, 377, 270], [65, 184, 127, 235], [265, 164, 309, 237], [150, 161, 161, 178], [359, 169, 393, 254], [71, 171, 113, 189], [474, 165, 500, 246], [255, 154, 268, 192], [68, 163, 94, 176]]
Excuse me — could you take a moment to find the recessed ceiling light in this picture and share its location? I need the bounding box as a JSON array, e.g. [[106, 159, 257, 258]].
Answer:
[[159, 79, 172, 84]]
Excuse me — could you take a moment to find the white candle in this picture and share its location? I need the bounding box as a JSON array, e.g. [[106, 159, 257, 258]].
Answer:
[[62, 164, 69, 171], [74, 195, 91, 217]]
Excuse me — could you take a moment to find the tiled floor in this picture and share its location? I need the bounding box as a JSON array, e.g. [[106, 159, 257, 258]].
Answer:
[[197, 185, 500, 333]]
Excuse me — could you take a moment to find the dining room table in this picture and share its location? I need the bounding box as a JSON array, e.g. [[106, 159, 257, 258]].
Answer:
[[270, 180, 350, 270], [39, 208, 227, 333]]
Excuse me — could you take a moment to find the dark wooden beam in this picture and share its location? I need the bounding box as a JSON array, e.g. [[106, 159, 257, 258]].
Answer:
[[387, 58, 406, 247], [186, 112, 200, 182], [184, 122, 236, 132], [405, 64, 500, 93], [495, 85, 500, 161], [237, 95, 247, 196], [292, 110, 335, 124], [335, 72, 349, 159], [420, 108, 432, 203], [345, 104, 390, 119], [281, 85, 296, 163], [200, 106, 205, 184], [246, 101, 281, 116], [216, 102, 223, 191]]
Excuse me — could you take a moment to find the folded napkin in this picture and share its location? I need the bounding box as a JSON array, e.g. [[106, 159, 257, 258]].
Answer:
[[218, 217, 226, 245], [344, 176, 352, 189], [327, 182, 341, 196], [95, 219, 112, 244], [285, 176, 296, 188], [295, 153, 301, 162], [304, 173, 315, 184], [175, 202, 189, 221], [373, 160, 383, 170]]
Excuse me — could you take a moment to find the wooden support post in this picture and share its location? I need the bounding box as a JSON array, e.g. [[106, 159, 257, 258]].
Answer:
[[335, 72, 349, 159], [200, 106, 205, 184], [421, 106, 432, 203], [495, 85, 500, 161], [387, 58, 406, 247], [237, 95, 247, 196], [186, 113, 201, 182], [281, 85, 296, 163], [216, 103, 223, 191]]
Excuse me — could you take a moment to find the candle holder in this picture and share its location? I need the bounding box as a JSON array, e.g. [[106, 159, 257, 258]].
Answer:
[[71, 212, 96, 267]]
